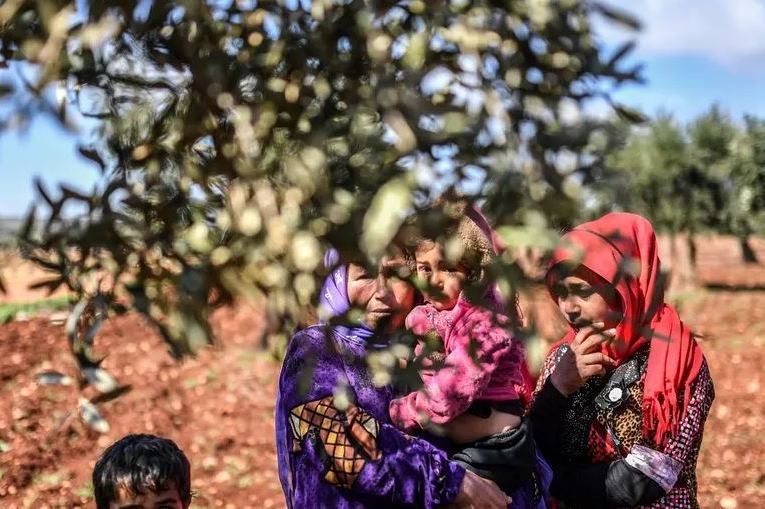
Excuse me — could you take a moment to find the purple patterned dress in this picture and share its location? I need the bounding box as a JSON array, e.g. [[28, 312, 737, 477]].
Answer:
[[275, 258, 466, 508]]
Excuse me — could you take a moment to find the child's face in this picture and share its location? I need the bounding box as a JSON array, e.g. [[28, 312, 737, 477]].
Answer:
[[415, 241, 468, 311], [110, 485, 187, 509]]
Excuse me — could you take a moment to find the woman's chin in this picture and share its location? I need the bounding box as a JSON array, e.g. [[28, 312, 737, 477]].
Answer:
[[363, 312, 387, 330], [365, 312, 405, 333]]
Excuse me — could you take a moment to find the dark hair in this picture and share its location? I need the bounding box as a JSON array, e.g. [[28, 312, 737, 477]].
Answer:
[[92, 434, 191, 509]]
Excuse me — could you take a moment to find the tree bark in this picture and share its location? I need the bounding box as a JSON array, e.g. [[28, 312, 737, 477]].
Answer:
[[739, 236, 759, 264], [661, 233, 699, 295], [688, 234, 698, 269]]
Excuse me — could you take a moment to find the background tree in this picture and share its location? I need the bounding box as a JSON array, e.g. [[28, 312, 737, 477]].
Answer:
[[1, 1, 641, 388], [684, 105, 734, 261], [723, 115, 765, 263], [606, 114, 697, 291], [599, 100, 765, 294]]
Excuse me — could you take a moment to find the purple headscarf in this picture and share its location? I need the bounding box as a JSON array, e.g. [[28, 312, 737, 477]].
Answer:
[[318, 249, 375, 343], [276, 251, 374, 508]]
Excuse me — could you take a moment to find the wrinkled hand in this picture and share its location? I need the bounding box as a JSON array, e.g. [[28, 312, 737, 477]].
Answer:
[[451, 469, 510, 509], [550, 322, 617, 397]]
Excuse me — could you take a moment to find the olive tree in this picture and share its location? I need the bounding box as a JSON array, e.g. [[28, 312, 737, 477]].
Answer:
[[1, 1, 641, 407]]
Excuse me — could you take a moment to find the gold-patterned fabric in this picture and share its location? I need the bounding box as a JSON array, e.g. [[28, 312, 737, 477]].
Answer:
[[591, 380, 645, 461], [289, 397, 381, 488]]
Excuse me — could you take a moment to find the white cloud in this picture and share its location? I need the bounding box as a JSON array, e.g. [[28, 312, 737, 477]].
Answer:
[[597, 0, 765, 69]]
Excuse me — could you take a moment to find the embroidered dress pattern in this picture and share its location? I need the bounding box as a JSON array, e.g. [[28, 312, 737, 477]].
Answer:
[[289, 397, 381, 488]]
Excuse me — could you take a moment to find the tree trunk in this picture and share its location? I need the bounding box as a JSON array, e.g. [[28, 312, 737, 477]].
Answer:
[[740, 236, 759, 264], [688, 234, 698, 269], [661, 233, 699, 296]]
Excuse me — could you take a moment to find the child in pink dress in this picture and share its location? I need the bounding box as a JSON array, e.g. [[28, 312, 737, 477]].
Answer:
[[389, 203, 549, 507]]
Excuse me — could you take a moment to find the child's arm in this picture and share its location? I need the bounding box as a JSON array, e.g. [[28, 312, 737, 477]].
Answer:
[[389, 309, 512, 431]]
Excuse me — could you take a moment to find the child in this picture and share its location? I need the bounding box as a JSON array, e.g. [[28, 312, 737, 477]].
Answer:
[[529, 212, 713, 508], [93, 434, 191, 509], [389, 202, 548, 506]]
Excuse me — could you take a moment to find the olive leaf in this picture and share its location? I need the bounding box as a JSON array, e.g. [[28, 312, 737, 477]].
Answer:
[[36, 370, 75, 387], [78, 397, 110, 434]]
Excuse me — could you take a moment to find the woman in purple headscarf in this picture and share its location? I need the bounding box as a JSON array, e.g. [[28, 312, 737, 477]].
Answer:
[[275, 249, 509, 508]]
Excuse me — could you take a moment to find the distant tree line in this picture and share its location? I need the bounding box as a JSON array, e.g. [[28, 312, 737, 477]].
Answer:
[[599, 106, 765, 264], [556, 106, 763, 292]]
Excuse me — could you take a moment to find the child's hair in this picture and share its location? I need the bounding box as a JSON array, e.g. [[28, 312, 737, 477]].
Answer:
[[92, 434, 191, 509], [409, 197, 495, 281]]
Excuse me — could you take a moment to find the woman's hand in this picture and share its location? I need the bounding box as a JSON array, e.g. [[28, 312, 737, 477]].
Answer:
[[550, 323, 617, 397], [451, 470, 510, 508]]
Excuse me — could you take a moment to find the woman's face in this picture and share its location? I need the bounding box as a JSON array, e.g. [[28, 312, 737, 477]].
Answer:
[[347, 255, 415, 332], [554, 273, 628, 358], [551, 266, 622, 330]]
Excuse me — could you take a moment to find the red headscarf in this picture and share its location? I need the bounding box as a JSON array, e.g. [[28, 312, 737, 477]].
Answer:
[[546, 212, 704, 448]]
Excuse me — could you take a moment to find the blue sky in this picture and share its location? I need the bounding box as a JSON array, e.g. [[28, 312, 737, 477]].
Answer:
[[2, 0, 765, 217], [598, 0, 765, 120], [0, 116, 102, 218], [615, 56, 765, 121]]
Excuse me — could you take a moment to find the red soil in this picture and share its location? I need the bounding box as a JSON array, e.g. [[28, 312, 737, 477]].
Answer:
[[0, 236, 764, 508]]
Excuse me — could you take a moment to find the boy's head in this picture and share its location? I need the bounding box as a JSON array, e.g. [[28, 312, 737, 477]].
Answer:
[[93, 434, 191, 509]]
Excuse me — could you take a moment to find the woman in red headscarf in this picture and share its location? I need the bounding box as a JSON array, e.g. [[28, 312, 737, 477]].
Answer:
[[528, 212, 714, 508]]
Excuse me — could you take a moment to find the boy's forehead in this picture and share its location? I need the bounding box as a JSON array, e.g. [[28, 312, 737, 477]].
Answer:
[[111, 484, 184, 509]]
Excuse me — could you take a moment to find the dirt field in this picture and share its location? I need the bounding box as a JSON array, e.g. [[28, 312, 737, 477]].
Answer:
[[1, 236, 764, 508]]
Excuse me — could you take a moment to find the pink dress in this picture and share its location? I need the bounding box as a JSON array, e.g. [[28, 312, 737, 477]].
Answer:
[[389, 293, 533, 431]]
